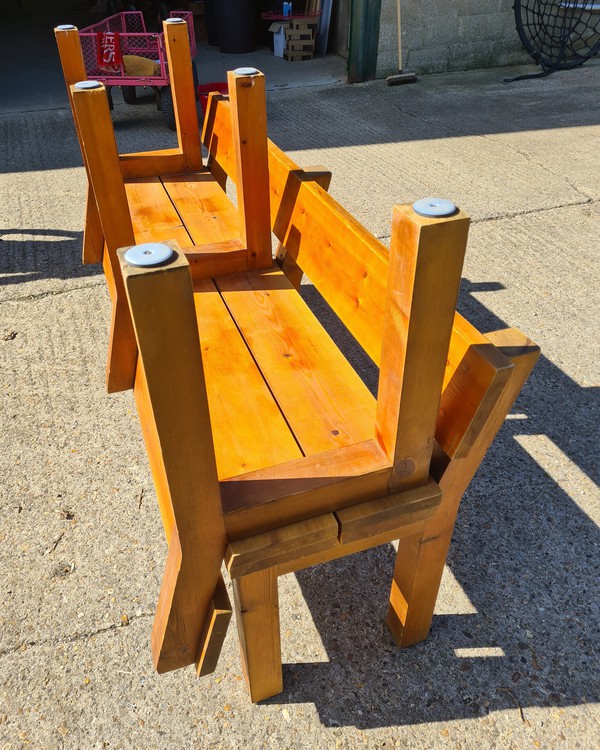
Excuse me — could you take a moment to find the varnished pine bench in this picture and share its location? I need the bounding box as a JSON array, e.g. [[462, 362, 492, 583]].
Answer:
[[56, 20, 540, 702]]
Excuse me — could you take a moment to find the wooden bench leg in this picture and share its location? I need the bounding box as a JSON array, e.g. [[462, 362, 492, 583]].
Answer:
[[233, 568, 283, 702], [118, 243, 227, 672], [387, 328, 540, 647], [387, 525, 451, 647], [71, 83, 137, 393], [163, 18, 202, 171], [227, 68, 272, 271], [83, 185, 104, 265]]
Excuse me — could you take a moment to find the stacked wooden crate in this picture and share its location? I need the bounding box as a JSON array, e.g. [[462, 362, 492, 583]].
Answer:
[[283, 16, 319, 61]]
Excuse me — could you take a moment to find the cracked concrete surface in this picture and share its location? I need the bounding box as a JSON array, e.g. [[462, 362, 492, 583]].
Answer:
[[1, 2, 599, 748]]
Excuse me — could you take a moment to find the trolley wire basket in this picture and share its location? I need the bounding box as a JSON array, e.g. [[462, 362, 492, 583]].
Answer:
[[78, 10, 195, 86], [77, 10, 197, 129]]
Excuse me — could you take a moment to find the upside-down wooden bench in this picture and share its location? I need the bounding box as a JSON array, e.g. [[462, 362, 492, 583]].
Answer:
[[56, 20, 540, 702]]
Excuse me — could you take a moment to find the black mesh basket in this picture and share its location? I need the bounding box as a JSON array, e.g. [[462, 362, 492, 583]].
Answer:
[[515, 0, 600, 72]]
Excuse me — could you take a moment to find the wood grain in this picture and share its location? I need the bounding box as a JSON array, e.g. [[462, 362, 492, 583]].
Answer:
[[200, 94, 502, 426], [195, 576, 233, 677], [275, 164, 332, 289], [125, 175, 246, 281], [120, 149, 186, 179], [216, 267, 377, 455], [161, 172, 240, 245], [227, 69, 272, 270], [118, 243, 226, 673], [336, 479, 441, 543], [193, 278, 302, 481], [186, 240, 248, 282], [226, 513, 339, 577], [221, 439, 391, 540], [71, 84, 138, 393], [233, 569, 283, 702], [54, 25, 87, 88], [54, 28, 105, 267], [83, 186, 104, 264], [163, 19, 202, 171], [133, 359, 176, 541], [202, 93, 236, 186], [134, 310, 233, 681], [438, 315, 513, 459], [57, 47, 539, 705], [269, 146, 390, 364], [375, 204, 469, 490], [276, 520, 425, 576], [386, 328, 540, 647], [124, 178, 192, 247]]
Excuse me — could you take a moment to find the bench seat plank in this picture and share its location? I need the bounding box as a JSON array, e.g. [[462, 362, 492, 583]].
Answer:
[[125, 177, 192, 248], [126, 172, 248, 281], [215, 267, 377, 456], [161, 172, 241, 246], [193, 278, 302, 480]]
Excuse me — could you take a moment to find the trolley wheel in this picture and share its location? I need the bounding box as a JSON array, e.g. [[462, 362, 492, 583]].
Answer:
[[121, 86, 137, 105], [160, 86, 176, 131]]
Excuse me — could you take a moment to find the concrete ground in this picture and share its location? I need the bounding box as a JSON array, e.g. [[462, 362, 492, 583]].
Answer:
[[1, 2, 599, 749]]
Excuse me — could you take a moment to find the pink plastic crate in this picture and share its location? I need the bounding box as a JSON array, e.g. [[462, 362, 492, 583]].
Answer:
[[197, 82, 229, 115]]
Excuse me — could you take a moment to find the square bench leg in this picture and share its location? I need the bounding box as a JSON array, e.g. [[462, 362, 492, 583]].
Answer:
[[387, 328, 540, 647], [233, 568, 283, 702]]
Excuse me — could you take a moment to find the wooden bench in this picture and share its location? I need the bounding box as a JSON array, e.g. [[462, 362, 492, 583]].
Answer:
[[56, 20, 540, 703]]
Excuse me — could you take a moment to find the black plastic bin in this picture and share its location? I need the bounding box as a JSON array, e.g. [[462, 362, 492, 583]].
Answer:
[[215, 0, 257, 54], [204, 0, 219, 46], [258, 1, 280, 47]]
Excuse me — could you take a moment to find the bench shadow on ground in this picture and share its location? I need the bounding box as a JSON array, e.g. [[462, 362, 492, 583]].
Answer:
[[0, 228, 100, 289], [260, 281, 600, 728]]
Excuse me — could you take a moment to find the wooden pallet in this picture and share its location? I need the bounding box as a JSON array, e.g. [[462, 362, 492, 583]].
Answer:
[[285, 29, 313, 41], [283, 50, 314, 61], [287, 40, 315, 52], [291, 17, 319, 32]]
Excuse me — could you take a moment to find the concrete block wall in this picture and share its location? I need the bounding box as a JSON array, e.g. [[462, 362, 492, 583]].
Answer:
[[376, 0, 529, 78]]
